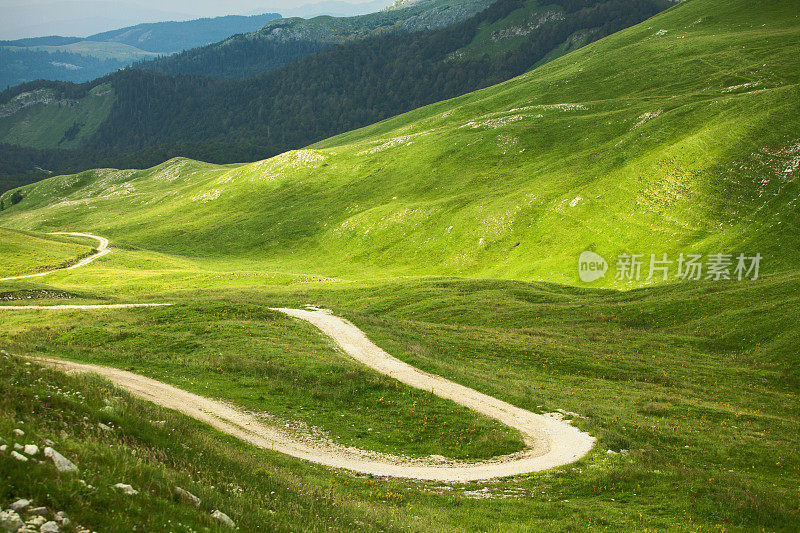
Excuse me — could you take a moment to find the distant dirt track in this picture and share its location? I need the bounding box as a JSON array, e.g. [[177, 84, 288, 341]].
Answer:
[[19, 306, 595, 481], [0, 232, 110, 282]]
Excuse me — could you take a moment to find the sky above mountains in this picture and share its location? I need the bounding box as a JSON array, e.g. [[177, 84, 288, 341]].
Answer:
[[1, 0, 393, 39]]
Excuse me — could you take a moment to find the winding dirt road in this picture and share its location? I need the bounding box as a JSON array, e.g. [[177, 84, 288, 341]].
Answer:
[[12, 304, 594, 481], [0, 232, 110, 282]]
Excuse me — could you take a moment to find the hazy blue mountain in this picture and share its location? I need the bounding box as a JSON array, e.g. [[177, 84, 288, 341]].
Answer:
[[0, 13, 281, 88], [0, 2, 190, 40], [85, 13, 282, 54]]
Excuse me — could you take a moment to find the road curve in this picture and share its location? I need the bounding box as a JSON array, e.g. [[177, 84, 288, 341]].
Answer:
[[21, 307, 594, 481], [0, 232, 110, 282], [272, 308, 596, 480]]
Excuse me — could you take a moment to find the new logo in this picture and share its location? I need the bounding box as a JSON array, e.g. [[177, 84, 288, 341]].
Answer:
[[578, 251, 608, 282]]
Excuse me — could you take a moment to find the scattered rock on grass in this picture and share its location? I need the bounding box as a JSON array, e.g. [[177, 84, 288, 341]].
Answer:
[[0, 510, 23, 532], [11, 450, 28, 462], [9, 499, 30, 512], [174, 487, 201, 508], [23, 444, 39, 456], [40, 520, 61, 533], [13, 429, 24, 437], [113, 483, 138, 496], [27, 515, 46, 528], [55, 511, 70, 526], [29, 506, 48, 516], [211, 510, 236, 529], [44, 447, 78, 473]]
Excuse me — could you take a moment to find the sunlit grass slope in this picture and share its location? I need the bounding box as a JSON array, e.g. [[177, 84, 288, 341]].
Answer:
[[1, 0, 798, 287], [2, 272, 798, 531], [0, 228, 96, 278]]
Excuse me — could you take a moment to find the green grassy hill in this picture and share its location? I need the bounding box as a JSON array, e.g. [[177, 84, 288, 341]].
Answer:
[[2, 0, 797, 287], [0, 228, 95, 278], [0, 0, 669, 190], [1, 1, 799, 529]]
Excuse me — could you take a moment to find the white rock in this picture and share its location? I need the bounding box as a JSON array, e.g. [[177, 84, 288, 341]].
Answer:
[[24, 444, 39, 456], [13, 429, 24, 437], [14, 443, 23, 452], [113, 483, 138, 496], [40, 521, 61, 533], [11, 450, 28, 462], [0, 444, 7, 452], [44, 447, 78, 473], [9, 499, 30, 512], [174, 486, 201, 507], [0, 510, 23, 532], [211, 510, 236, 529], [28, 515, 46, 527], [29, 506, 48, 516]]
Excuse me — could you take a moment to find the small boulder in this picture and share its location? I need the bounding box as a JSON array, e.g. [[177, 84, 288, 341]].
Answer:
[[211, 510, 236, 529], [13, 429, 24, 437], [44, 447, 78, 473], [14, 443, 23, 452], [0, 445, 6, 452], [29, 506, 48, 516], [174, 487, 201, 508], [113, 483, 138, 496], [24, 444, 39, 456], [27, 515, 46, 527], [40, 521, 61, 533], [0, 510, 23, 532], [9, 499, 30, 512], [11, 450, 28, 462]]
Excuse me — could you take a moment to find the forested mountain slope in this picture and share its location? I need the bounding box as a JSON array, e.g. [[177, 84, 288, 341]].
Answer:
[[0, 0, 672, 192]]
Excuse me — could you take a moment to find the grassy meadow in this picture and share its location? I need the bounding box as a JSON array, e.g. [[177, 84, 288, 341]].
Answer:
[[1, 0, 799, 530], [0, 228, 98, 278], [2, 0, 798, 286]]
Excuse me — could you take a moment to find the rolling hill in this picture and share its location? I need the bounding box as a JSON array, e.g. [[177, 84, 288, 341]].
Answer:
[[0, 0, 672, 192], [1, 0, 797, 287], [1, 1, 799, 530]]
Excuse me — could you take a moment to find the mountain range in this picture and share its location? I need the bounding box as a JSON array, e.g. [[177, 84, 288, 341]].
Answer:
[[0, 13, 282, 89], [0, 0, 673, 193]]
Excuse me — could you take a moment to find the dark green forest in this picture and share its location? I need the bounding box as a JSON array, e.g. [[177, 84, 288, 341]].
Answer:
[[0, 0, 670, 192]]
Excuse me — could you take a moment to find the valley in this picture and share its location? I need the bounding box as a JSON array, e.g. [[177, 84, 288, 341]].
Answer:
[[0, 0, 798, 531]]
